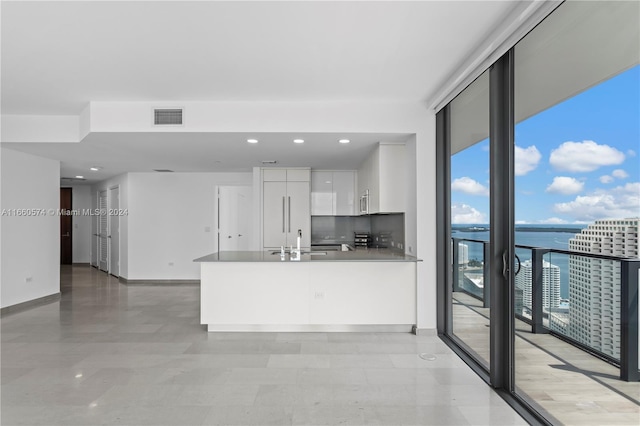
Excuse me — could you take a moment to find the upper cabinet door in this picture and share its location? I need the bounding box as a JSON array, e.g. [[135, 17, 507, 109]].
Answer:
[[263, 169, 287, 182], [311, 171, 334, 215], [333, 171, 356, 216], [286, 169, 311, 182]]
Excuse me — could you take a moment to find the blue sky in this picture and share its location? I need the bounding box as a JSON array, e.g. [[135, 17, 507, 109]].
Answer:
[[451, 65, 639, 225]]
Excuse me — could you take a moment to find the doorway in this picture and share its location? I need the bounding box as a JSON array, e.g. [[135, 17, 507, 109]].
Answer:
[[60, 188, 72, 264], [217, 185, 252, 251]]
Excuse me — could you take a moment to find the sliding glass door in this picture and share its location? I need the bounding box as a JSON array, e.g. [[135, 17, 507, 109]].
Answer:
[[512, 1, 639, 423], [438, 1, 640, 424], [448, 70, 491, 370]]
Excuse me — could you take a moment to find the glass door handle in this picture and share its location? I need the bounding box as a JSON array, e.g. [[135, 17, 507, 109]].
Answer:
[[502, 251, 522, 279], [502, 251, 509, 279]]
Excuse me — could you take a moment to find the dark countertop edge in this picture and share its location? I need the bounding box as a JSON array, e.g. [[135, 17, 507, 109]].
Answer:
[[194, 251, 422, 263]]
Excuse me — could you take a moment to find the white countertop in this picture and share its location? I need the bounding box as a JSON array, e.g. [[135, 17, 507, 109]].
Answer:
[[194, 249, 420, 262]]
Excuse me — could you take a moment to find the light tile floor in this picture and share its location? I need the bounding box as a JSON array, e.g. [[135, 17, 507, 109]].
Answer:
[[1, 265, 526, 426]]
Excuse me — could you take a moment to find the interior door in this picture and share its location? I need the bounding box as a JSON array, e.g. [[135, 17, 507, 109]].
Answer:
[[60, 188, 73, 264], [98, 190, 109, 272], [286, 181, 310, 248], [109, 186, 119, 276], [263, 181, 287, 248], [218, 185, 252, 251]]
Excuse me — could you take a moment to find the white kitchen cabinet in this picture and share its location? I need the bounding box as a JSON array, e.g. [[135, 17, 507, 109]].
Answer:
[[311, 170, 356, 216], [286, 181, 310, 247], [333, 171, 356, 215], [311, 171, 333, 215], [263, 181, 288, 248], [357, 143, 405, 214], [262, 168, 310, 249]]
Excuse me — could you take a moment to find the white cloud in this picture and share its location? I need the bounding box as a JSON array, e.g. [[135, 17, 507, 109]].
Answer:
[[553, 182, 640, 221], [549, 140, 625, 172], [612, 169, 629, 179], [628, 149, 637, 157], [451, 177, 489, 196], [514, 145, 541, 176], [451, 203, 487, 224], [538, 217, 569, 224], [545, 176, 584, 195], [599, 175, 614, 184]]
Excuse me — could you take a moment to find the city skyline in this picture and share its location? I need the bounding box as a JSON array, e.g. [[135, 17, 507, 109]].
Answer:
[[451, 64, 639, 225]]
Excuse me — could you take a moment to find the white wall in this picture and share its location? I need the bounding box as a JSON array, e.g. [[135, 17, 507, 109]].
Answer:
[[404, 135, 418, 257], [126, 172, 252, 280], [1, 114, 80, 142], [1, 148, 60, 308], [66, 185, 92, 263], [415, 112, 437, 330]]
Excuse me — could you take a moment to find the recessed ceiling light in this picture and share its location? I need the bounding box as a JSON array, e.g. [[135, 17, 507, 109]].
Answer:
[[293, 139, 304, 144], [75, 175, 84, 179], [89, 167, 102, 171], [247, 139, 258, 144], [339, 139, 350, 144]]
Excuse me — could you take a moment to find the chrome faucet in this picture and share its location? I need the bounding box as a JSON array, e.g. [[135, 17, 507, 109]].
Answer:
[[291, 229, 302, 261]]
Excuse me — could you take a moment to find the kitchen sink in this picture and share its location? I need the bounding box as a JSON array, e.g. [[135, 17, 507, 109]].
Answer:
[[270, 250, 327, 256]]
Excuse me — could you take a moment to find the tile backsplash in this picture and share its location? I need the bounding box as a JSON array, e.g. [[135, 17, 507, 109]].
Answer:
[[311, 213, 405, 252], [370, 213, 405, 252]]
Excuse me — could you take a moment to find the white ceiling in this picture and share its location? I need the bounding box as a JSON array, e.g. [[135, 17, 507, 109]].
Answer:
[[1, 0, 520, 182], [2, 132, 411, 182]]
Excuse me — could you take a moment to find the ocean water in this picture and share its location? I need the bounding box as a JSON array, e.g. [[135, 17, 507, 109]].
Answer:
[[452, 227, 583, 299]]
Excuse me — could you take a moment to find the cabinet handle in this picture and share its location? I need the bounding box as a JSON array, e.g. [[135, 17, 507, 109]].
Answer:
[[282, 196, 285, 233], [288, 196, 291, 232]]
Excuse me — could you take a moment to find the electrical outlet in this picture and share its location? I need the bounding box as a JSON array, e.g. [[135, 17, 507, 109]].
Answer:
[[25, 276, 33, 283], [409, 246, 413, 253], [168, 262, 174, 266], [314, 291, 325, 300]]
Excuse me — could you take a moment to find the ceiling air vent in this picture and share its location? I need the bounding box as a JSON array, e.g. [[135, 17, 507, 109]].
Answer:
[[153, 108, 183, 126], [153, 169, 174, 173], [261, 160, 278, 165]]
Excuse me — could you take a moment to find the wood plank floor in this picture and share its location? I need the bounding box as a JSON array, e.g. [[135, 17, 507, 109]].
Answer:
[[452, 292, 640, 425]]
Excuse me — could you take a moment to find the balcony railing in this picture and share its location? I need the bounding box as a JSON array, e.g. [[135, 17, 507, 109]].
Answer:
[[452, 237, 640, 382]]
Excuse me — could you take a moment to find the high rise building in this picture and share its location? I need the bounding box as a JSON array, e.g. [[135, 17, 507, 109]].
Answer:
[[515, 259, 560, 317], [458, 242, 469, 266], [567, 218, 639, 359]]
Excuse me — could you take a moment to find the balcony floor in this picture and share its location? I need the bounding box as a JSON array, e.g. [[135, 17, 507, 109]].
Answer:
[[452, 291, 640, 425]]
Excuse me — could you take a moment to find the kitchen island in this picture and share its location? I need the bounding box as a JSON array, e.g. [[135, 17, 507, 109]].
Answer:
[[195, 250, 420, 332]]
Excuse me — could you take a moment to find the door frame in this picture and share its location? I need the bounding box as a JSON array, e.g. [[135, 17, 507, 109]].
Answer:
[[108, 185, 120, 277], [97, 189, 109, 272]]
